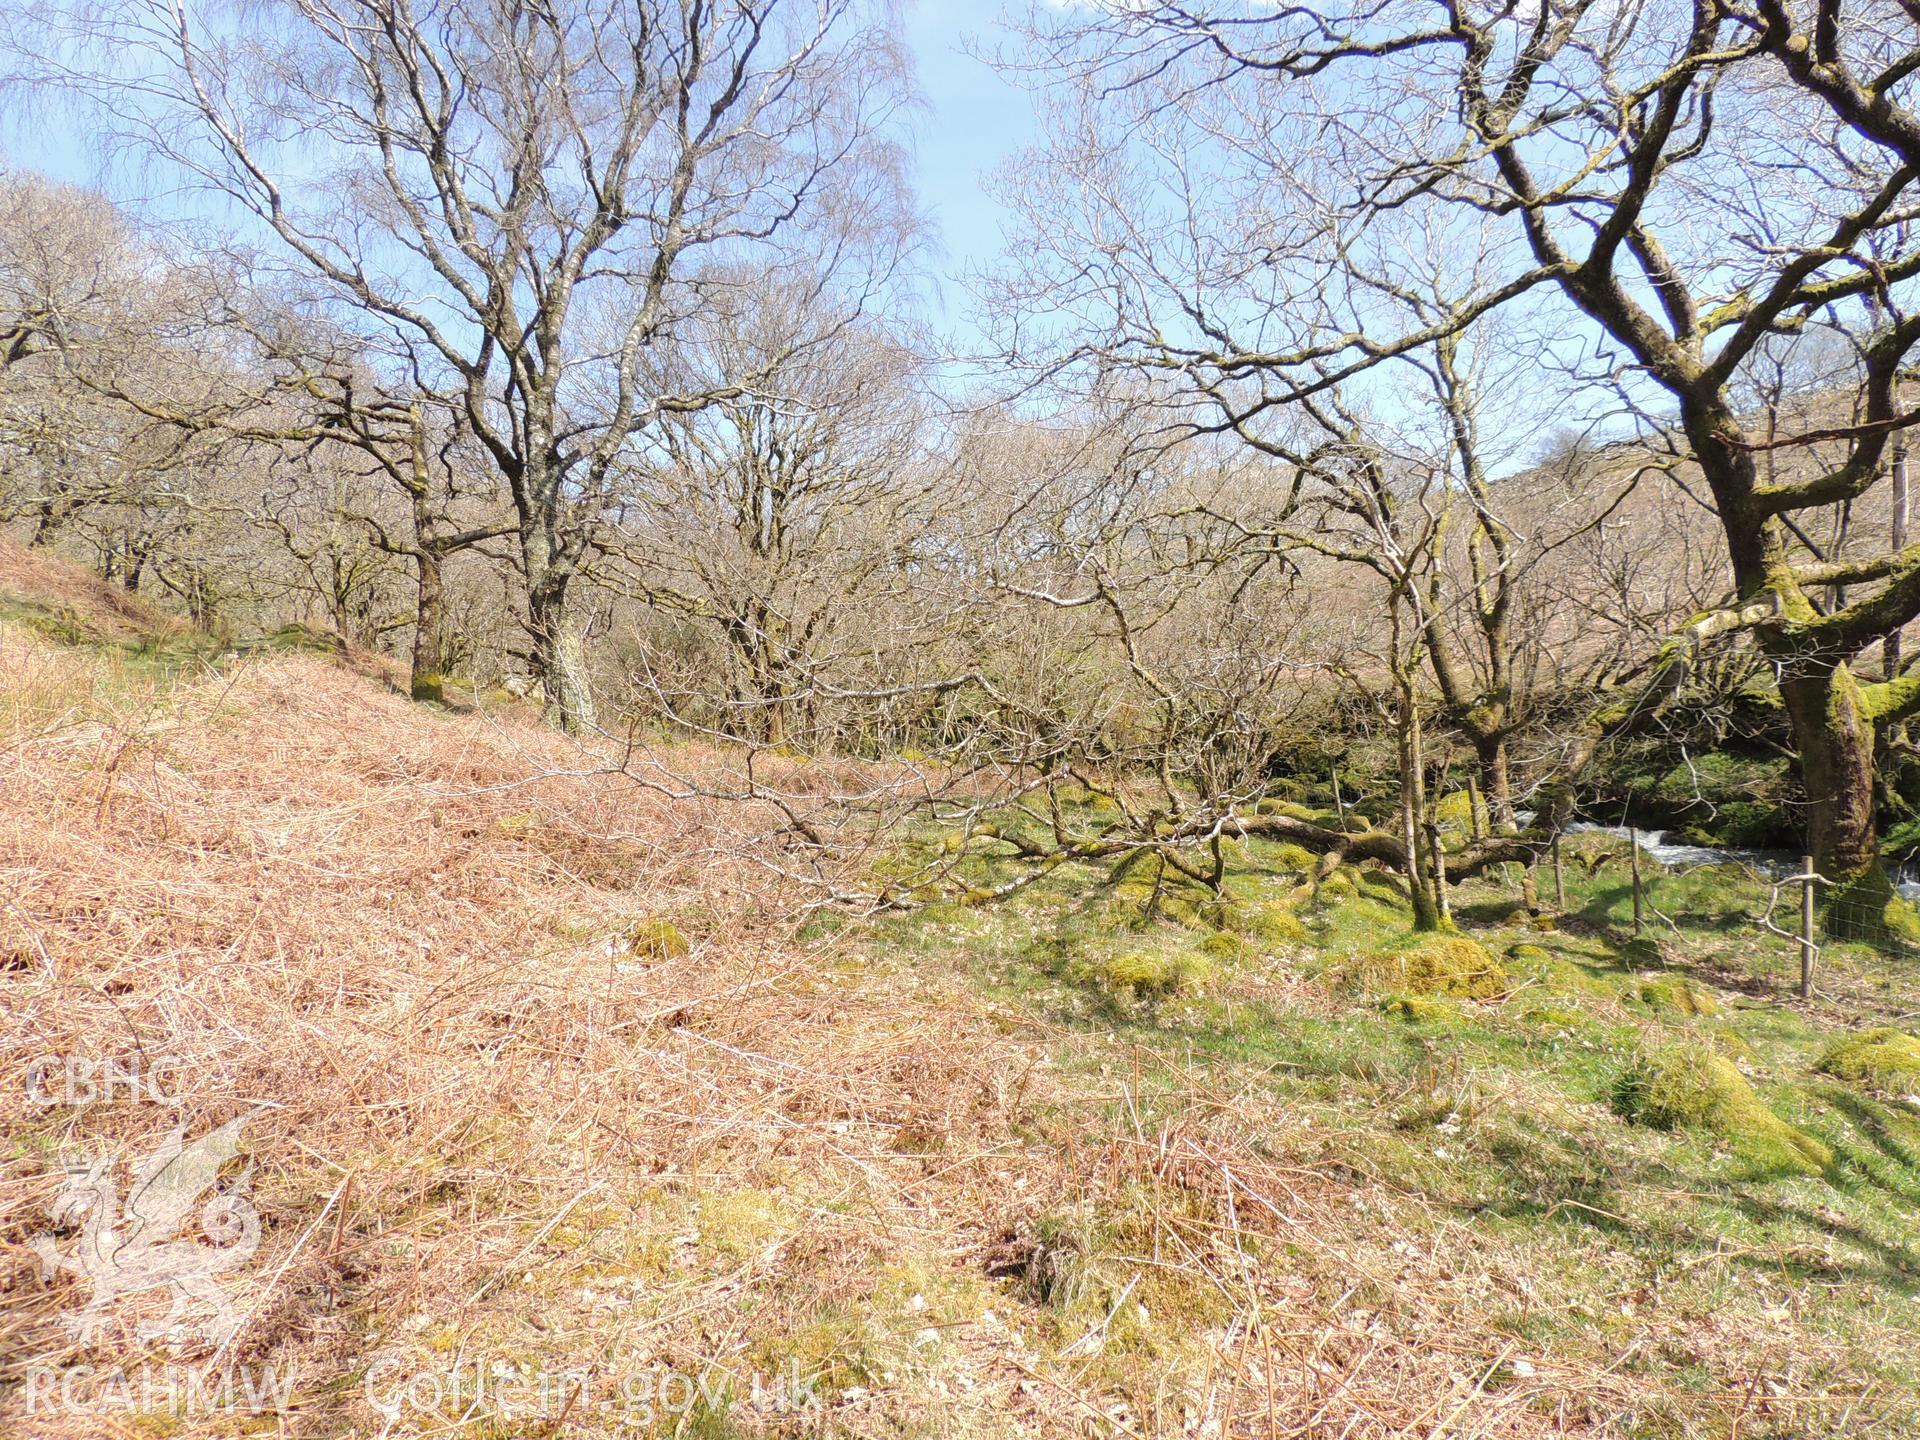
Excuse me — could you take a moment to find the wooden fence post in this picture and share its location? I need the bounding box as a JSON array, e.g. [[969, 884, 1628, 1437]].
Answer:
[[1800, 854, 1816, 1000], [1552, 832, 1566, 908], [1630, 831, 1644, 934]]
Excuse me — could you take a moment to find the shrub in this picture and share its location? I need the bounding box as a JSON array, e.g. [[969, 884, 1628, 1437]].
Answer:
[[1611, 1045, 1830, 1174]]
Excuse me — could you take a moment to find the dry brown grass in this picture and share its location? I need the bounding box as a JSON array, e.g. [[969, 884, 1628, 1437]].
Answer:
[[0, 587, 1683, 1438], [0, 633, 1075, 1435], [0, 537, 182, 642]]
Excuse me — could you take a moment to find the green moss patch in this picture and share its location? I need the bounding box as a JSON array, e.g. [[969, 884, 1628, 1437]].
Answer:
[[1384, 994, 1460, 1023], [1611, 1044, 1831, 1174], [1816, 1029, 1920, 1093], [1086, 949, 1213, 999], [1316, 869, 1358, 900], [626, 916, 690, 960], [1522, 1003, 1588, 1029], [1349, 936, 1508, 1000], [1267, 841, 1318, 873], [1632, 976, 1720, 1017], [1246, 903, 1306, 946], [1196, 932, 1245, 961]]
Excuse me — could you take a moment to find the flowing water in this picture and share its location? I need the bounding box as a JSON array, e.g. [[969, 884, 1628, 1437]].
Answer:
[[1563, 821, 1920, 899]]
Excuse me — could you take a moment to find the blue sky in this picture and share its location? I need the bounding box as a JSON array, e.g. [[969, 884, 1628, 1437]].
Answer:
[[900, 2, 1043, 339], [7, 2, 1040, 329]]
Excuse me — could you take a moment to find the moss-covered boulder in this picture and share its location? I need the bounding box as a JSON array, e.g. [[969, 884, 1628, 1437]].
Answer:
[[1267, 842, 1318, 874], [1507, 943, 1552, 962], [1355, 936, 1508, 1000], [1632, 976, 1721, 1017], [1316, 869, 1358, 900], [1710, 1029, 1757, 1062], [1816, 1029, 1920, 1093], [1355, 870, 1411, 905], [1611, 1044, 1830, 1174], [1196, 932, 1245, 961], [1090, 949, 1212, 999]]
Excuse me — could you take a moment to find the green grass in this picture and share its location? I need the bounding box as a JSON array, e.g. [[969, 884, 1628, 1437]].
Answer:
[[851, 819, 1920, 1432]]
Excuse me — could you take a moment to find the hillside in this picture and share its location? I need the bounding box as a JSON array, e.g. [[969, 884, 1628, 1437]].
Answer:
[[4, 545, 1920, 1439]]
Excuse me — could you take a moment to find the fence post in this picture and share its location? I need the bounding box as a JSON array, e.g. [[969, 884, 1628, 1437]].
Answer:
[[1800, 854, 1816, 1000], [1630, 831, 1644, 934], [1552, 833, 1566, 908]]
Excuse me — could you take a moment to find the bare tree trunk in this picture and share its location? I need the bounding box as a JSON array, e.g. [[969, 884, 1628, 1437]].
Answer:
[[1888, 434, 1908, 681], [517, 454, 596, 733], [1398, 685, 1441, 931], [528, 573, 596, 733]]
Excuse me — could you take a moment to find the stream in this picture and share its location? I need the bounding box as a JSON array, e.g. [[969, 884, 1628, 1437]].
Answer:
[[1562, 821, 1920, 900]]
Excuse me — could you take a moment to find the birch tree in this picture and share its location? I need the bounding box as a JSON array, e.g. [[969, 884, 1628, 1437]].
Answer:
[[15, 0, 915, 729]]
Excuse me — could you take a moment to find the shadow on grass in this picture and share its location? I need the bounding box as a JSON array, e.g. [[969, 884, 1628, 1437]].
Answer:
[[1454, 1090, 1920, 1293]]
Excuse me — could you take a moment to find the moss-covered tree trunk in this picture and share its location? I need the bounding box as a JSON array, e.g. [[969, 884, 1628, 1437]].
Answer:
[[410, 547, 449, 704], [1779, 659, 1902, 937], [1686, 406, 1910, 940], [1469, 732, 1514, 831]]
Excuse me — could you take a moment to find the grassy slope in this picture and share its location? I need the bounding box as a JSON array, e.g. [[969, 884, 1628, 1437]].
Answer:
[[2, 552, 1917, 1438], [840, 819, 1920, 1439]]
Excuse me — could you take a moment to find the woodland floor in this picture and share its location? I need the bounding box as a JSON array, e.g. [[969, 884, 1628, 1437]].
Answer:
[[3, 545, 1919, 1439]]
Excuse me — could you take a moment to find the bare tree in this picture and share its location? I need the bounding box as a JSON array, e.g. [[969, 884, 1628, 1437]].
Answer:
[[605, 271, 933, 749], [16, 0, 915, 729], [242, 347, 519, 700], [1015, 0, 1920, 937]]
